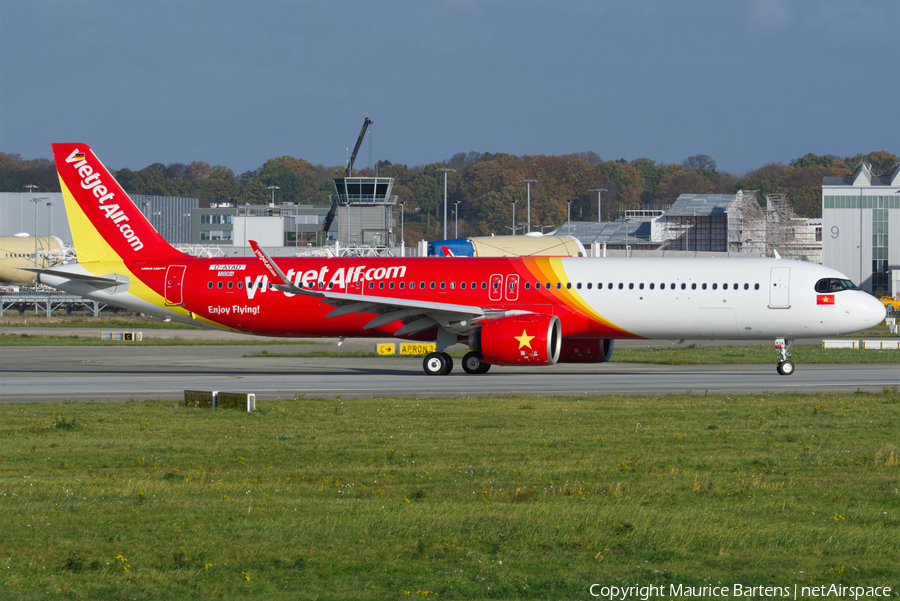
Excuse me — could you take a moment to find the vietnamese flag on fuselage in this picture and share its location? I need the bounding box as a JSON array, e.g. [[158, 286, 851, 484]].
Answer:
[[817, 295, 835, 305]]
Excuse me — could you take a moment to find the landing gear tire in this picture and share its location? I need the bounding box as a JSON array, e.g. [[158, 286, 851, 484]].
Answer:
[[774, 338, 795, 376], [423, 352, 453, 376], [776, 361, 795, 376], [462, 351, 491, 375]]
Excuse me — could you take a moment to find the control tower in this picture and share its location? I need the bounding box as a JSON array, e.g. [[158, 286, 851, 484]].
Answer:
[[330, 175, 397, 246], [322, 118, 397, 246]]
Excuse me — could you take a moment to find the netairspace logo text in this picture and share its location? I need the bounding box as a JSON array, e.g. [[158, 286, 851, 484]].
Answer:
[[588, 583, 894, 600]]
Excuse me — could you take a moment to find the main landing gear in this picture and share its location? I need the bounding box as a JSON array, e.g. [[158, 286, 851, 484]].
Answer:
[[422, 351, 492, 375], [423, 352, 454, 376], [775, 338, 794, 376], [462, 351, 491, 375], [422, 327, 492, 376]]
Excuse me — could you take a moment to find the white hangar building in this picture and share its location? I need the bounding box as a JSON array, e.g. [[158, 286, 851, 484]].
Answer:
[[822, 162, 900, 294]]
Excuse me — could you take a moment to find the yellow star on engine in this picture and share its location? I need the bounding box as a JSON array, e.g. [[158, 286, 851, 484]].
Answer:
[[515, 329, 534, 349]]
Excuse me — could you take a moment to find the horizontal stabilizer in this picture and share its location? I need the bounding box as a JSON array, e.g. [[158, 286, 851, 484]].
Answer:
[[22, 267, 124, 286]]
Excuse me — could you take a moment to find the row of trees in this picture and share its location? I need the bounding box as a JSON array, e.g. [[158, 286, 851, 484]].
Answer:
[[2, 149, 896, 243]]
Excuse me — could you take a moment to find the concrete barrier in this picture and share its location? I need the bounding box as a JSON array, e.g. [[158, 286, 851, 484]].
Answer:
[[823, 340, 857, 349], [864, 340, 900, 350], [823, 339, 899, 350]]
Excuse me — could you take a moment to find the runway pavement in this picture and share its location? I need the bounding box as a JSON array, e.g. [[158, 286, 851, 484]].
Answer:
[[2, 343, 897, 402]]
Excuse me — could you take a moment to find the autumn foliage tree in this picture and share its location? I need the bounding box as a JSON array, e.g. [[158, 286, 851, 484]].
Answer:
[[2, 147, 896, 233]]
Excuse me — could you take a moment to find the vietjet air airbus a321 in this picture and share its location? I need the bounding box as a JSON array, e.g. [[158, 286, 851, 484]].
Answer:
[[34, 143, 886, 377]]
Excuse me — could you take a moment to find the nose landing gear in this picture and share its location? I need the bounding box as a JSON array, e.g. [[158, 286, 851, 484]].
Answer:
[[775, 338, 794, 375]]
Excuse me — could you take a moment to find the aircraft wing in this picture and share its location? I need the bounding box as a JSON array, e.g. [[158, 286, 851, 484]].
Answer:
[[248, 240, 521, 336]]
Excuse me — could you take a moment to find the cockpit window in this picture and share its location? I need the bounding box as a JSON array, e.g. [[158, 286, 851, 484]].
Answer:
[[814, 278, 858, 293]]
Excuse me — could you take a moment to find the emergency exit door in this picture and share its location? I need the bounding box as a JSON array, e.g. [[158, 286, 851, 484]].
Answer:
[[505, 274, 519, 301], [489, 274, 503, 301]]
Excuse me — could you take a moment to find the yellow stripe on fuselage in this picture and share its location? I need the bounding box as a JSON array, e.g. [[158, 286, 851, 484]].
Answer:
[[538, 257, 638, 336], [59, 176, 200, 322]]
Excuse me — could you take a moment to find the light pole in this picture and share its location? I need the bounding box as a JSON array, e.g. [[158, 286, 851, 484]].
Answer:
[[267, 185, 280, 205], [241, 205, 248, 257], [511, 201, 517, 235], [46, 202, 53, 239], [566, 200, 572, 235], [182, 213, 192, 245], [28, 196, 48, 268], [399, 202, 405, 250], [436, 169, 455, 240], [24, 185, 38, 256], [590, 188, 608, 222], [453, 201, 460, 238], [519, 180, 537, 233]]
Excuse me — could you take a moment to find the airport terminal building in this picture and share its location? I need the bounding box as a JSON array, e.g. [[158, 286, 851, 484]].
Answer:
[[822, 162, 900, 294]]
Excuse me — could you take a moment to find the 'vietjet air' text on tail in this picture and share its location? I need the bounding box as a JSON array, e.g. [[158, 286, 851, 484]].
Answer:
[[52, 143, 186, 263]]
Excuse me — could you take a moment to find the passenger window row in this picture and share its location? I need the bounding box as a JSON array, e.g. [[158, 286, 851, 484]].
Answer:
[[206, 279, 761, 292], [361, 281, 492, 290], [207, 281, 268, 290], [524, 281, 760, 291]]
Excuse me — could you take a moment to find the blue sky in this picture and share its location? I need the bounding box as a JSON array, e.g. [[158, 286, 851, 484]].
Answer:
[[1, 0, 897, 175]]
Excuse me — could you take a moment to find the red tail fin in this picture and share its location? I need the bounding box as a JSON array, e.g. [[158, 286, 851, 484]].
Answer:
[[52, 143, 186, 262]]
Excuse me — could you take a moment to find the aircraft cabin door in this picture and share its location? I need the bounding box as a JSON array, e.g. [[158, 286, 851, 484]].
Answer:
[[165, 265, 187, 306], [505, 274, 519, 301], [489, 274, 503, 301], [769, 267, 791, 308]]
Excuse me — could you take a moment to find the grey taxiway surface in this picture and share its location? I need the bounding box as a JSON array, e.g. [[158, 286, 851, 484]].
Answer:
[[2, 329, 898, 401]]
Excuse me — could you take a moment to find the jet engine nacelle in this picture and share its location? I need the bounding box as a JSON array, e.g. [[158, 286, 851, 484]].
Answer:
[[558, 338, 615, 363], [474, 314, 562, 366]]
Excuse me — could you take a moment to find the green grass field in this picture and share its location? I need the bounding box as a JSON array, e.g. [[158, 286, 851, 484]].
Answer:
[[1, 392, 898, 600]]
